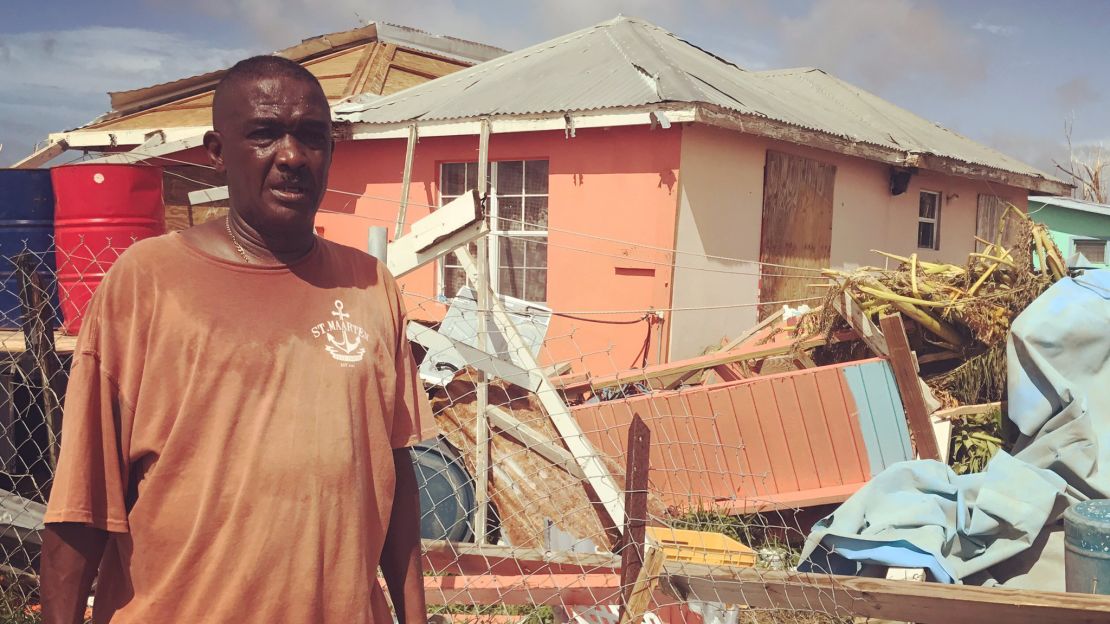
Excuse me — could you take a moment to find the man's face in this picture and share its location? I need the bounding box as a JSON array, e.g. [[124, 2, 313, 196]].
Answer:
[[207, 75, 333, 235]]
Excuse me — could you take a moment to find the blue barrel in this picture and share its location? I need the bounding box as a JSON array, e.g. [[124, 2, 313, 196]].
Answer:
[[410, 437, 475, 543], [0, 170, 58, 329], [1065, 499, 1110, 594]]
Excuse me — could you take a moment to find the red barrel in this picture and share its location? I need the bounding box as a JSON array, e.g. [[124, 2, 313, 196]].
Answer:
[[52, 164, 165, 334]]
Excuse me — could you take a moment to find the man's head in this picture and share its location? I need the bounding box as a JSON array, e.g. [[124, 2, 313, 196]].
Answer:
[[204, 55, 333, 237]]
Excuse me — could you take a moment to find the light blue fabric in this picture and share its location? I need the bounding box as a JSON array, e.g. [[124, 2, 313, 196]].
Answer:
[[798, 451, 1068, 583]]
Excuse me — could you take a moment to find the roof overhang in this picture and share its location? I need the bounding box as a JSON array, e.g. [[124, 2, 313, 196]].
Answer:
[[343, 103, 1072, 196], [47, 126, 211, 150]]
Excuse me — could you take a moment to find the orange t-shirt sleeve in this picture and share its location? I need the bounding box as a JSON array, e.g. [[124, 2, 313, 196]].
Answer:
[[388, 284, 437, 450], [43, 351, 131, 532]]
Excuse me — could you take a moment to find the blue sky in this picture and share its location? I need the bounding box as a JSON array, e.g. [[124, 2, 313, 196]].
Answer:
[[2, 0, 1107, 177]]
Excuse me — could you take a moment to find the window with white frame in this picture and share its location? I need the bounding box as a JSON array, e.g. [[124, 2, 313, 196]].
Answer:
[[439, 160, 550, 301], [918, 191, 941, 250]]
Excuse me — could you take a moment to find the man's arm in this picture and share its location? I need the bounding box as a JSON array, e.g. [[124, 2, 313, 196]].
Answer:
[[40, 523, 108, 624], [382, 448, 427, 624]]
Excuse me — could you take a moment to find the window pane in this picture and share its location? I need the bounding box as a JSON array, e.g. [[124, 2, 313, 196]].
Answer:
[[496, 160, 524, 195], [918, 222, 935, 249], [525, 268, 548, 302], [465, 162, 478, 192], [499, 268, 524, 299], [919, 192, 938, 219], [497, 197, 523, 231], [525, 160, 549, 194], [443, 267, 467, 299], [442, 163, 466, 196], [500, 237, 525, 267], [526, 238, 548, 268], [1076, 239, 1107, 264], [523, 196, 549, 231]]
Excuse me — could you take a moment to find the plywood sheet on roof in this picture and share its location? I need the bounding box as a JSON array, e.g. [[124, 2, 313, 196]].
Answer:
[[391, 49, 466, 78], [303, 46, 368, 79], [92, 93, 214, 131], [758, 150, 835, 319], [383, 67, 430, 94]]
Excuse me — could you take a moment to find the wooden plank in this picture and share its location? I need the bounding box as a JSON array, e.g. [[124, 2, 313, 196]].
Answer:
[[420, 539, 620, 577], [769, 377, 820, 491], [486, 405, 585, 481], [618, 414, 651, 622], [12, 140, 67, 169], [423, 573, 649, 607], [711, 482, 862, 514], [879, 314, 941, 461], [550, 333, 846, 394], [725, 384, 773, 498], [387, 191, 486, 278], [758, 150, 835, 319], [619, 545, 664, 624], [0, 331, 77, 354], [455, 247, 626, 538], [813, 368, 869, 485], [749, 380, 798, 494], [706, 387, 753, 499], [340, 43, 376, 99], [87, 133, 205, 165], [394, 123, 419, 239], [665, 310, 785, 390], [390, 49, 467, 79], [665, 560, 1110, 624], [683, 390, 731, 500], [792, 372, 841, 488], [832, 288, 889, 357], [933, 402, 1002, 421]]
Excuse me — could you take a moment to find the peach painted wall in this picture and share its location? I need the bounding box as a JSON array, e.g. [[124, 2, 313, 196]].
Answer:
[[316, 125, 683, 376], [667, 123, 1028, 359]]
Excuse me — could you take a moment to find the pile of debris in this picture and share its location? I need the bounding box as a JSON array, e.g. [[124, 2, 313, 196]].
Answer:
[[805, 206, 1066, 405]]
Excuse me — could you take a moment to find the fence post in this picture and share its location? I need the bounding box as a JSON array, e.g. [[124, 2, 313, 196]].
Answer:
[[619, 413, 655, 623], [15, 252, 60, 469]]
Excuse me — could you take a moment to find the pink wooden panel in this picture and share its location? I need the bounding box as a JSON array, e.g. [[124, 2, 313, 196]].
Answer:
[[748, 379, 800, 493], [570, 360, 880, 511], [792, 372, 843, 488], [814, 367, 870, 483]]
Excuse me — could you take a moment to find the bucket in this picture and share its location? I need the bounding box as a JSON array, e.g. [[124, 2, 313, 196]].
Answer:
[[1064, 499, 1110, 594]]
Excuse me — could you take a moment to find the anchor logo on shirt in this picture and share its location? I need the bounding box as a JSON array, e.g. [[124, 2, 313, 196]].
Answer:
[[318, 299, 367, 365]]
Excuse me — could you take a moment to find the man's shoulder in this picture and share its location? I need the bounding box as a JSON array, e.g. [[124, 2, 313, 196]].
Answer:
[[316, 237, 396, 288]]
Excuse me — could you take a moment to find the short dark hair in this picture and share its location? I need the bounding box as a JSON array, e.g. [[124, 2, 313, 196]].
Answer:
[[212, 55, 326, 127]]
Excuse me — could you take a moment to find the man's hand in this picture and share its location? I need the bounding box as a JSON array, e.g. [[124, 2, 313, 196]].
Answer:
[[381, 447, 427, 624], [41, 523, 108, 624]]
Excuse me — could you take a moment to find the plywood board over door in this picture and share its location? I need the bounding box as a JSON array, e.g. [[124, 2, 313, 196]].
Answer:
[[758, 151, 836, 319]]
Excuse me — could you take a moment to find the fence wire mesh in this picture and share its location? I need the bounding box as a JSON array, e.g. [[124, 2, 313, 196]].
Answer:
[[0, 234, 864, 624]]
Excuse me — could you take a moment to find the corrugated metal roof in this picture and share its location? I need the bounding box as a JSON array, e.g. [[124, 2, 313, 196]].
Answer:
[[335, 16, 1061, 185], [1030, 196, 1110, 218]]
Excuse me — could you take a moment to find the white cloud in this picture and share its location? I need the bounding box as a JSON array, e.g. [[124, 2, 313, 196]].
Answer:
[[777, 0, 987, 91], [972, 21, 1019, 37], [0, 27, 250, 165]]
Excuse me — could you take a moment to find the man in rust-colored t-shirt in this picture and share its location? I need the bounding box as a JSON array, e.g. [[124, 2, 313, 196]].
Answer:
[[40, 56, 435, 623]]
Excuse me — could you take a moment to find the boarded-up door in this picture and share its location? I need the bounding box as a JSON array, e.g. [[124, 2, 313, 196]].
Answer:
[[759, 151, 836, 319], [976, 194, 1021, 251]]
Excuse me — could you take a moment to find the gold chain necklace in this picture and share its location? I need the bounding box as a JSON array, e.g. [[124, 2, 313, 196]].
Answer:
[[225, 216, 254, 264]]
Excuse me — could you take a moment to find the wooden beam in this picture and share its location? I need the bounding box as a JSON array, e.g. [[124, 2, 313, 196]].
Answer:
[[486, 406, 585, 481], [619, 546, 665, 624], [394, 123, 419, 239], [12, 140, 67, 169], [86, 133, 205, 165], [552, 332, 852, 394], [420, 539, 620, 577], [879, 314, 941, 461], [665, 310, 784, 390], [664, 561, 1110, 624], [362, 43, 398, 95], [387, 190, 485, 278], [341, 43, 377, 99], [473, 118, 492, 545], [188, 185, 229, 206], [832, 288, 889, 357], [454, 247, 626, 539], [423, 573, 633, 606]]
